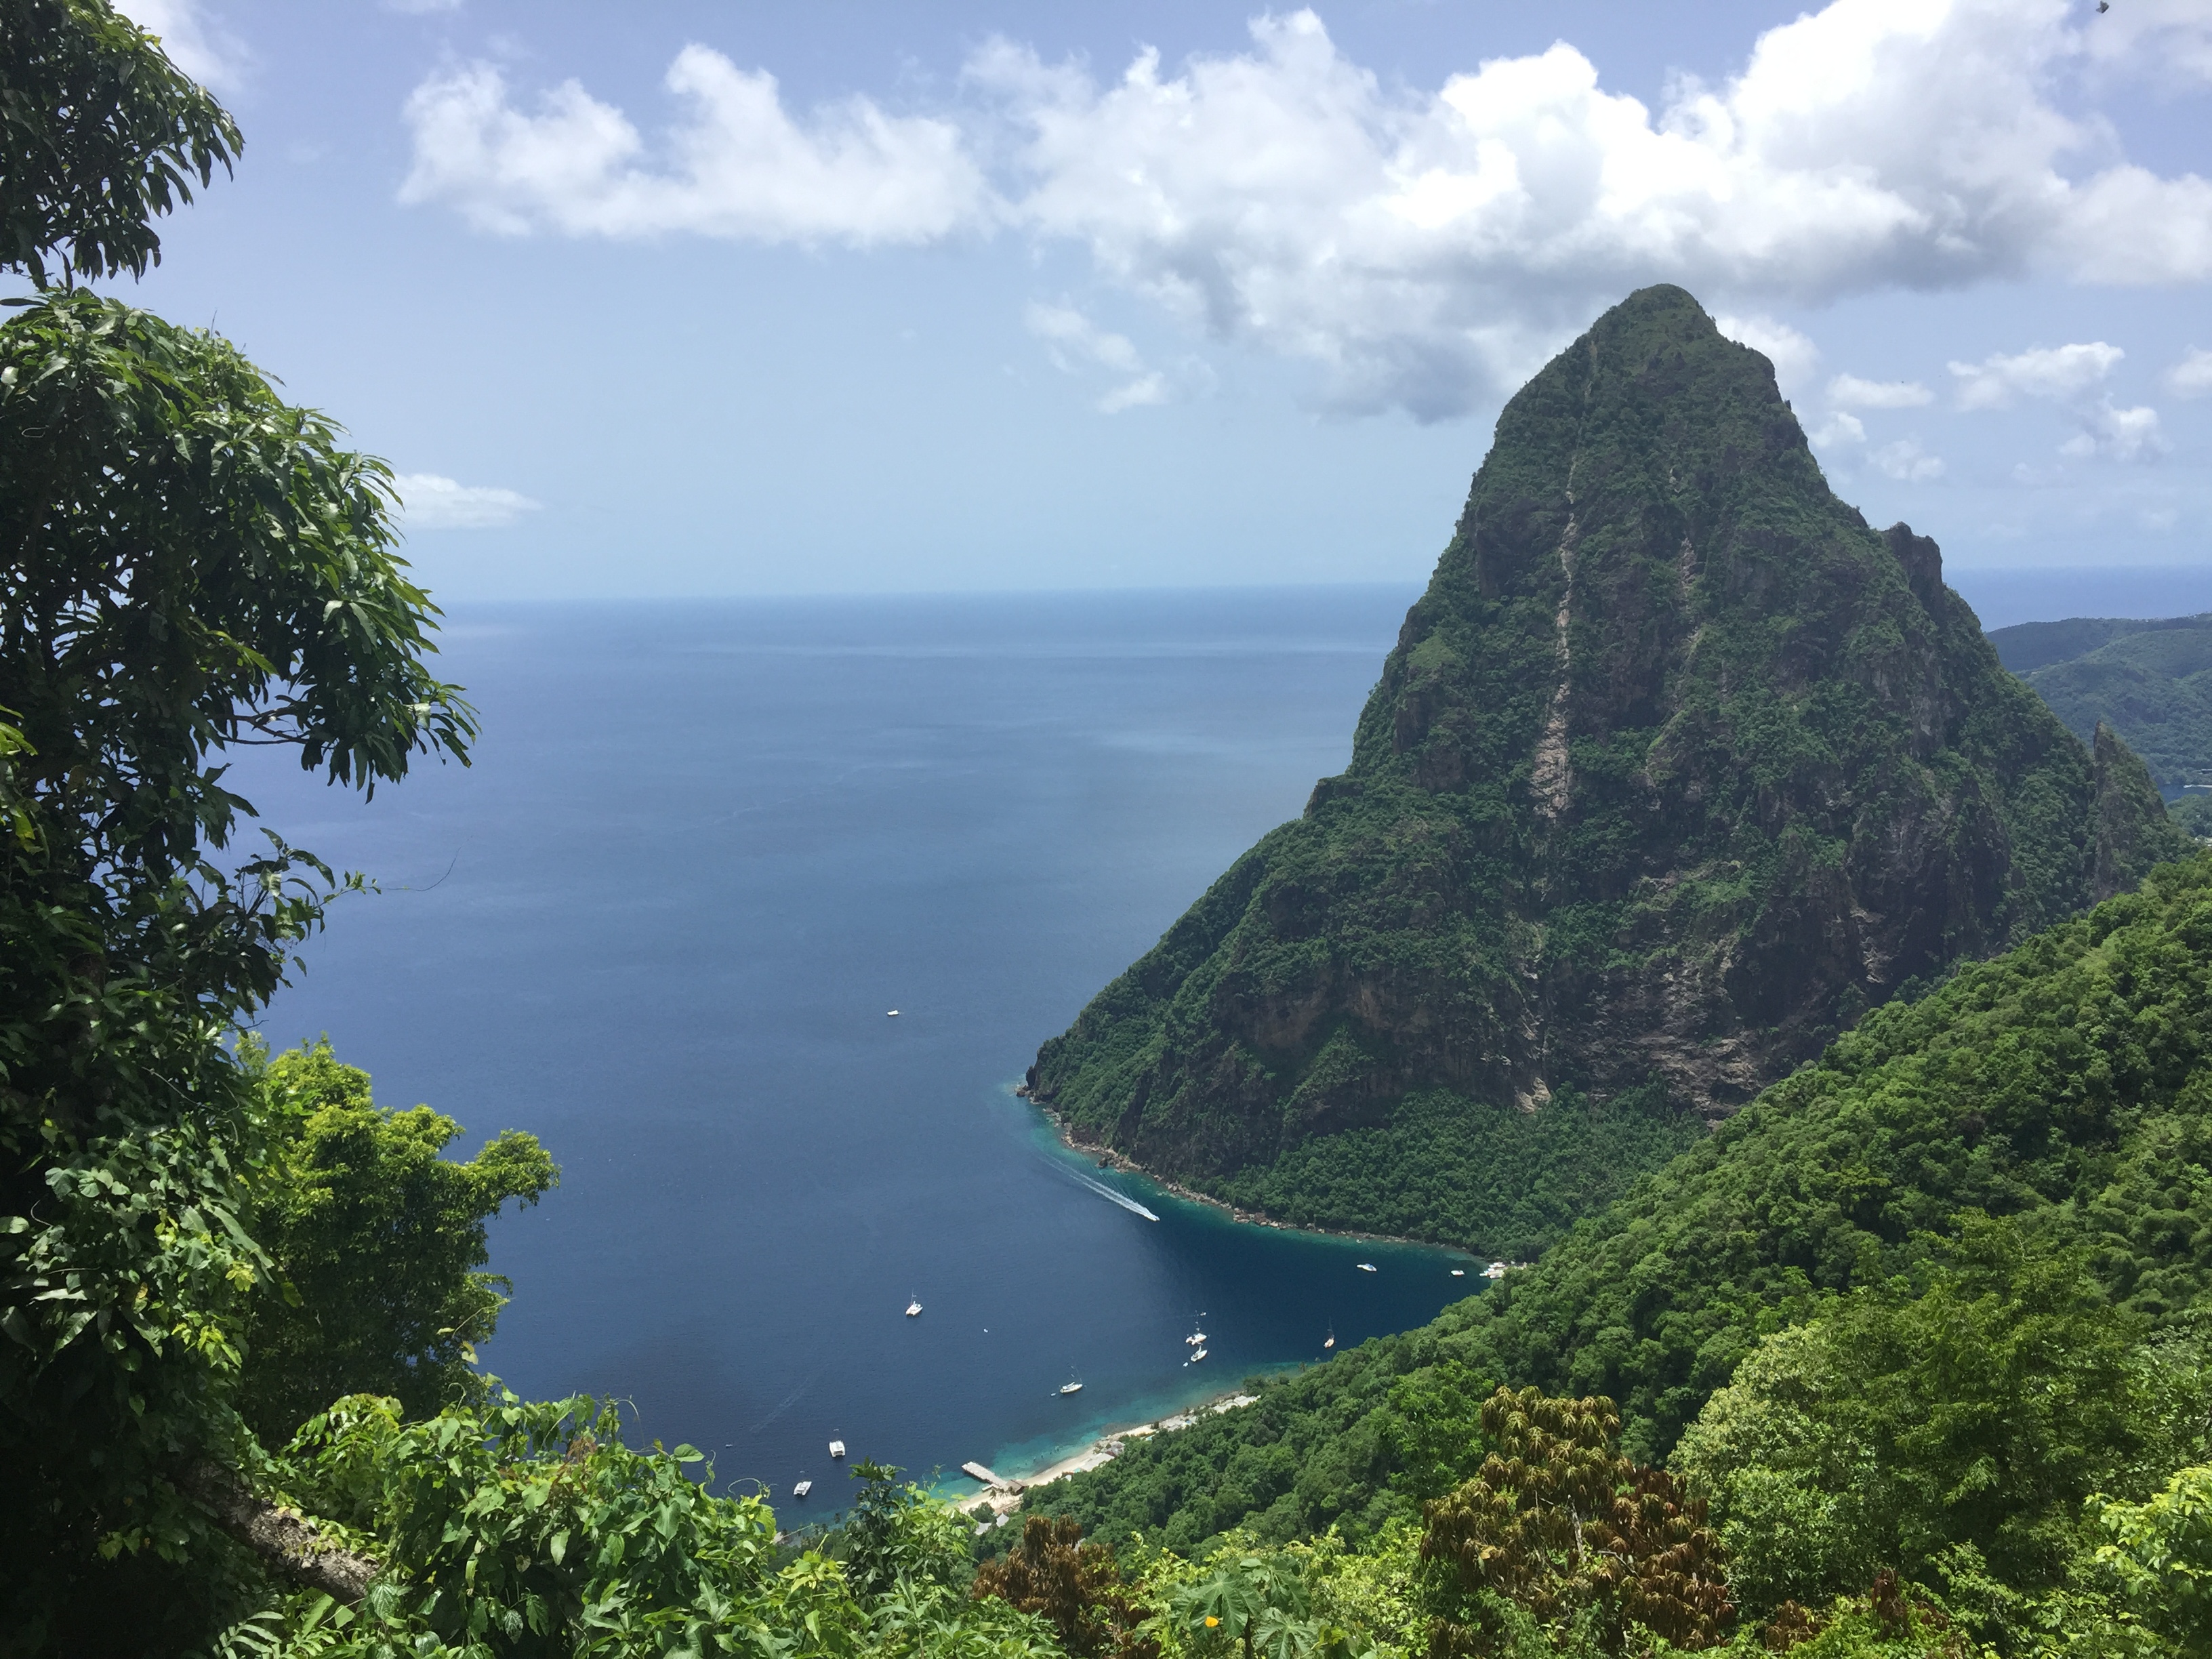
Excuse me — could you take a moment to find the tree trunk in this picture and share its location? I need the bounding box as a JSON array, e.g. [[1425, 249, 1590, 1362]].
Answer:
[[180, 1460, 380, 1603]]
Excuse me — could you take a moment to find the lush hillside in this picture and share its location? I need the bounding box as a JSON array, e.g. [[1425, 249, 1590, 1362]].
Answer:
[[1990, 613, 2212, 790], [1023, 850, 2212, 1553], [1028, 284, 2186, 1254]]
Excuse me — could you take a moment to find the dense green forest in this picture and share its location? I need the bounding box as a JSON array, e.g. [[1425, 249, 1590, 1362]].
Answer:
[[1017, 850, 2212, 1651], [14, 7, 2212, 1656], [1027, 285, 2184, 1257], [1989, 614, 2212, 793]]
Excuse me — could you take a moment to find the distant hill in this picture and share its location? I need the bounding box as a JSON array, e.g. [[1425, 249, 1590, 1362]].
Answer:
[[1027, 285, 2186, 1257], [1990, 613, 2212, 790]]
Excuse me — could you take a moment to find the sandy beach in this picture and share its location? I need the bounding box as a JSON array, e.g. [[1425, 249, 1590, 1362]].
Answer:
[[961, 1390, 1262, 1526]]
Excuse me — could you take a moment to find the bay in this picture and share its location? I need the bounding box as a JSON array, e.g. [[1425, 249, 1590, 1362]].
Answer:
[[230, 586, 1470, 1507], [230, 567, 2212, 1509]]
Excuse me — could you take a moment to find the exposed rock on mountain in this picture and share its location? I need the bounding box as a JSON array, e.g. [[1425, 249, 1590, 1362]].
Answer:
[[1027, 285, 2186, 1250]]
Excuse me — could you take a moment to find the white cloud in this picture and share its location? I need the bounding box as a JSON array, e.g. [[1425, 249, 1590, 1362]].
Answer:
[[401, 0, 2212, 418], [1948, 342, 2124, 409], [1828, 373, 1933, 409], [2079, 0, 2212, 94], [1025, 304, 1174, 411], [398, 52, 989, 245], [1715, 314, 1820, 398], [969, 3, 2212, 415], [392, 473, 541, 530], [1810, 411, 1867, 448], [115, 0, 247, 91], [2059, 398, 2165, 462], [2167, 346, 2212, 398], [1870, 438, 1945, 480]]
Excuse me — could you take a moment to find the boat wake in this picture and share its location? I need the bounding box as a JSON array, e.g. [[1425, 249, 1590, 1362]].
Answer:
[[1061, 1166, 1160, 1222]]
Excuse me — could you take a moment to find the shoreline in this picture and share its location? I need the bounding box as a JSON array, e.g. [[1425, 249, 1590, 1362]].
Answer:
[[1023, 1094, 1480, 1258], [958, 1387, 1263, 1525]]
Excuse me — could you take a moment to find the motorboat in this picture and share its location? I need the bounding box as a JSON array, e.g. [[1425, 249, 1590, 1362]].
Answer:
[[906, 1298, 923, 1317], [1450, 1268, 1466, 1277], [1356, 1263, 1376, 1273], [793, 1479, 813, 1498], [887, 1010, 899, 1017], [829, 1440, 846, 1458]]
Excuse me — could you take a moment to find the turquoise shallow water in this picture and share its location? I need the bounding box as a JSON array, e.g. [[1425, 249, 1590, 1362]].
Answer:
[[972, 1107, 1478, 1486]]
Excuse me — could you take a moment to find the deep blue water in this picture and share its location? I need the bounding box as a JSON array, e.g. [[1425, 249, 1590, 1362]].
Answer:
[[230, 586, 1475, 1507], [228, 569, 2212, 1508]]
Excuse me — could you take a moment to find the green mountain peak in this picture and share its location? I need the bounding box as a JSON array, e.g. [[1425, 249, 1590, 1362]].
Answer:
[[1027, 285, 2185, 1253]]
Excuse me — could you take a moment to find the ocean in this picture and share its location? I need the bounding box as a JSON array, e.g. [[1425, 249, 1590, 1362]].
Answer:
[[229, 569, 2212, 1506], [230, 585, 1467, 1506]]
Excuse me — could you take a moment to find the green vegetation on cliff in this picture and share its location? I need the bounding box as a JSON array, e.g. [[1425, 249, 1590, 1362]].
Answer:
[[1029, 286, 2185, 1255], [1017, 849, 2212, 1652], [1990, 613, 2212, 792]]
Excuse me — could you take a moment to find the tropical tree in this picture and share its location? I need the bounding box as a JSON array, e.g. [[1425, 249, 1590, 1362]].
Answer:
[[838, 1460, 977, 1600], [1671, 1216, 2156, 1621], [974, 1514, 1159, 1659], [2091, 1465, 2212, 1651], [0, 1, 476, 1643], [1, 0, 238, 284], [1422, 1387, 1730, 1654], [238, 1038, 557, 1444], [1169, 1551, 1373, 1659]]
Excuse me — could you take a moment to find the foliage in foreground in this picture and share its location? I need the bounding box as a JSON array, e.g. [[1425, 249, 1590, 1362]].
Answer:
[[239, 1038, 557, 1446]]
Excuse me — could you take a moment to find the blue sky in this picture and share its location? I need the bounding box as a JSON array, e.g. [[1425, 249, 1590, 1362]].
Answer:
[[105, 0, 2212, 598]]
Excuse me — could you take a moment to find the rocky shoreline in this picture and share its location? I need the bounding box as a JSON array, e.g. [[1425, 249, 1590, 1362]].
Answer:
[[1022, 1093, 1480, 1258]]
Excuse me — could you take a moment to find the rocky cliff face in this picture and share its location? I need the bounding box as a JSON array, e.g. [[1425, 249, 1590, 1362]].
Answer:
[[1028, 286, 2186, 1244]]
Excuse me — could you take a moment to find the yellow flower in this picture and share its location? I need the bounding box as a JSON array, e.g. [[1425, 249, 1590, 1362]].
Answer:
[[1206, 1617, 1220, 1628]]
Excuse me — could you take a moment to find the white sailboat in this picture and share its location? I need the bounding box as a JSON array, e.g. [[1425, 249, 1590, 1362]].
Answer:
[[1323, 1326, 1335, 1351], [906, 1298, 923, 1317], [1356, 1263, 1376, 1273], [1059, 1378, 1084, 1396], [1190, 1347, 1208, 1362]]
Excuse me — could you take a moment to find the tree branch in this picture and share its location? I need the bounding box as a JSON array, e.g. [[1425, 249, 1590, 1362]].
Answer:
[[180, 1460, 380, 1603]]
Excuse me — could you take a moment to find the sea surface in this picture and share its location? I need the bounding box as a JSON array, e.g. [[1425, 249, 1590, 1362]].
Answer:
[[230, 569, 2212, 1508], [231, 586, 1469, 1507]]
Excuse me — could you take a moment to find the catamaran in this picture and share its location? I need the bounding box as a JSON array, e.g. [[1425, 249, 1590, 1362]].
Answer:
[[829, 1440, 846, 1458], [793, 1479, 813, 1498]]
